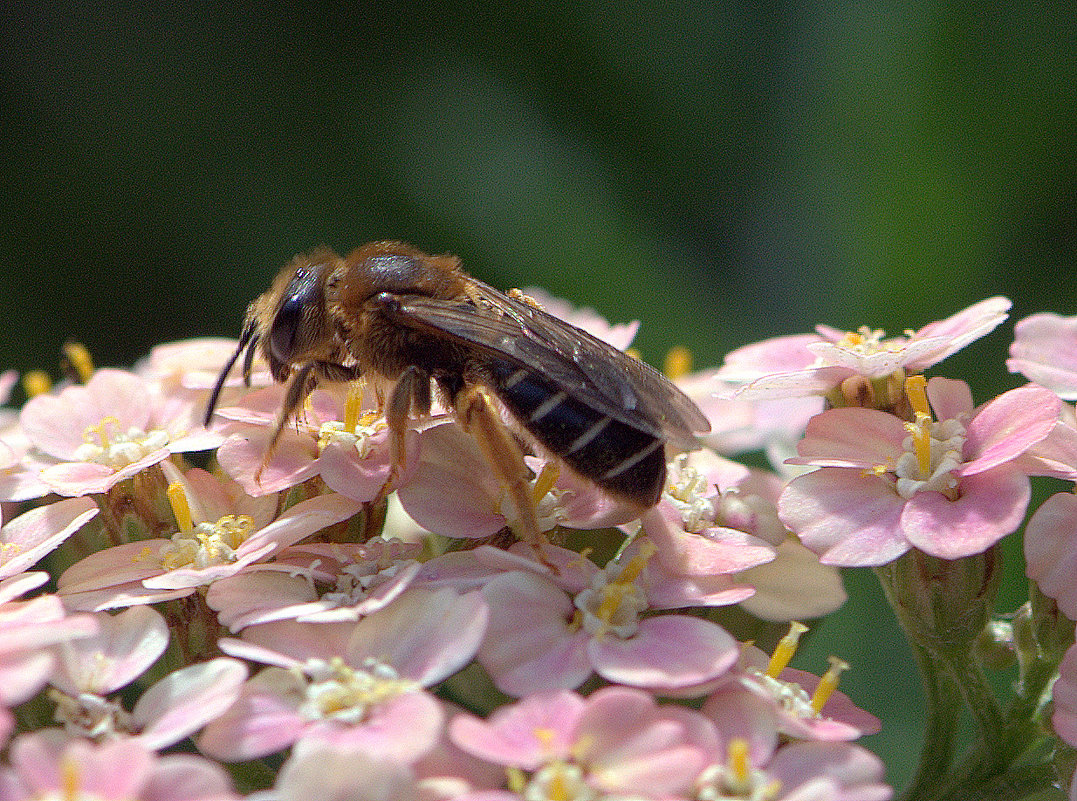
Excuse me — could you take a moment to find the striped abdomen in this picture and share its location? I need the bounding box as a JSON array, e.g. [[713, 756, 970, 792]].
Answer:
[[489, 360, 666, 507]]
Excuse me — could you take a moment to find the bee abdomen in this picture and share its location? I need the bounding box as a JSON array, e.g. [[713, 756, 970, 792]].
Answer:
[[490, 362, 666, 507]]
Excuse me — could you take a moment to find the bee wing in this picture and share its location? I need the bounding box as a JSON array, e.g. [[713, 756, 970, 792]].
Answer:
[[388, 284, 710, 448]]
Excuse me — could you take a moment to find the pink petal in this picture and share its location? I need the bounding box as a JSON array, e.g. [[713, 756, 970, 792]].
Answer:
[[1025, 493, 1077, 618], [133, 658, 249, 750], [53, 606, 169, 695], [924, 376, 974, 422], [907, 296, 1011, 369], [449, 691, 584, 768], [307, 691, 444, 763], [478, 572, 593, 696], [902, 469, 1030, 559], [1008, 312, 1077, 399], [960, 384, 1060, 475], [779, 469, 910, 567], [197, 678, 306, 761], [791, 408, 905, 469], [590, 614, 738, 690], [0, 497, 98, 580], [347, 587, 488, 686]]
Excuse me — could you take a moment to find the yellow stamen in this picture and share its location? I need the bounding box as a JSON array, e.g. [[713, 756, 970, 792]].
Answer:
[[167, 482, 194, 532], [344, 383, 364, 432], [61, 755, 81, 800], [664, 345, 693, 380], [766, 621, 808, 678], [533, 727, 556, 748], [595, 582, 628, 623], [905, 413, 933, 477], [531, 463, 561, 505], [904, 375, 929, 416], [62, 341, 94, 383], [810, 655, 850, 713], [613, 541, 657, 585], [506, 767, 527, 793], [624, 347, 641, 360], [83, 416, 120, 450], [548, 767, 570, 801], [728, 737, 750, 784], [22, 370, 51, 398]]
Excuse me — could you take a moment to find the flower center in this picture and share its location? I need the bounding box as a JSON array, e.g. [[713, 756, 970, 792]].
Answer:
[[892, 376, 965, 500], [664, 456, 716, 533], [573, 543, 655, 638], [318, 388, 386, 458], [695, 738, 781, 801], [74, 416, 170, 468], [521, 762, 596, 801], [501, 463, 567, 534], [48, 688, 135, 741], [296, 657, 418, 723], [835, 325, 899, 355], [158, 515, 255, 571]]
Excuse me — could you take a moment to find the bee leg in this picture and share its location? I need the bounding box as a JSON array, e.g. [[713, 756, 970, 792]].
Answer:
[[255, 363, 316, 485], [456, 385, 553, 569], [363, 367, 430, 538]]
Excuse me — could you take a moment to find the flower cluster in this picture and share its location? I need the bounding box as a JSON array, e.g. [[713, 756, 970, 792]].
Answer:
[[0, 292, 1071, 800]]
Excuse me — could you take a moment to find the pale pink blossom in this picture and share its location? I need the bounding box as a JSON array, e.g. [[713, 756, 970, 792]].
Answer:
[[780, 379, 1059, 565], [19, 368, 221, 496], [266, 741, 427, 801], [0, 733, 239, 800], [137, 337, 271, 398], [51, 606, 170, 697], [449, 686, 713, 801], [0, 497, 98, 580], [205, 538, 424, 631], [704, 645, 880, 746], [0, 572, 97, 707], [215, 383, 419, 500], [719, 297, 1010, 400], [199, 586, 487, 763], [1025, 493, 1077, 618], [470, 544, 747, 696], [57, 483, 360, 611], [1007, 312, 1077, 400]]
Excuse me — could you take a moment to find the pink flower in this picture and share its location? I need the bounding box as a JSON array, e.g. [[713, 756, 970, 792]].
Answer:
[[19, 369, 221, 496], [1007, 312, 1077, 399], [0, 497, 98, 581], [0, 572, 97, 707], [780, 378, 1059, 565], [519, 287, 640, 350], [57, 471, 360, 611], [268, 741, 428, 801], [215, 383, 418, 500], [1025, 493, 1077, 619], [704, 642, 880, 746], [449, 686, 713, 800], [469, 544, 747, 696], [718, 297, 1010, 400], [199, 586, 487, 763], [0, 734, 239, 800], [205, 538, 424, 631]]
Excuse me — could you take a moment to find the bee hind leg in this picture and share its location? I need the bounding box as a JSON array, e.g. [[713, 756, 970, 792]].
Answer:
[[456, 385, 554, 570]]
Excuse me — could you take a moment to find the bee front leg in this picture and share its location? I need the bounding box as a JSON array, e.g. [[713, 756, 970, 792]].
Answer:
[[456, 385, 552, 569], [256, 363, 317, 485]]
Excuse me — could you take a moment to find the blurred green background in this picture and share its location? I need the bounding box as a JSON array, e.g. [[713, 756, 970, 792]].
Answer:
[[2, 2, 1075, 790]]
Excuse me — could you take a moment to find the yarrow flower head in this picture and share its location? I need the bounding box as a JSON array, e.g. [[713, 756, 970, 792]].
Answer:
[[779, 376, 1059, 565], [718, 297, 1011, 407]]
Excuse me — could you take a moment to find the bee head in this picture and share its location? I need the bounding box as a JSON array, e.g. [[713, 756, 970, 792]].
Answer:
[[264, 259, 334, 382]]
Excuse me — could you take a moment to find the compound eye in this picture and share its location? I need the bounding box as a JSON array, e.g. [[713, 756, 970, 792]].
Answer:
[[268, 294, 302, 364]]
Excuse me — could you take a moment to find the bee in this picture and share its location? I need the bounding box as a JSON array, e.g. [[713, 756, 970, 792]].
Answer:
[[205, 241, 710, 552]]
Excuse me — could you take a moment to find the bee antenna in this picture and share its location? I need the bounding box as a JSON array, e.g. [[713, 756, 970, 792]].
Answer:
[[203, 323, 258, 428], [241, 331, 261, 387]]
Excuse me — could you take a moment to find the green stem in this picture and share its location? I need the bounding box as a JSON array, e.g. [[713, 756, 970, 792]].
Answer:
[[942, 651, 1007, 767], [900, 642, 961, 801]]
